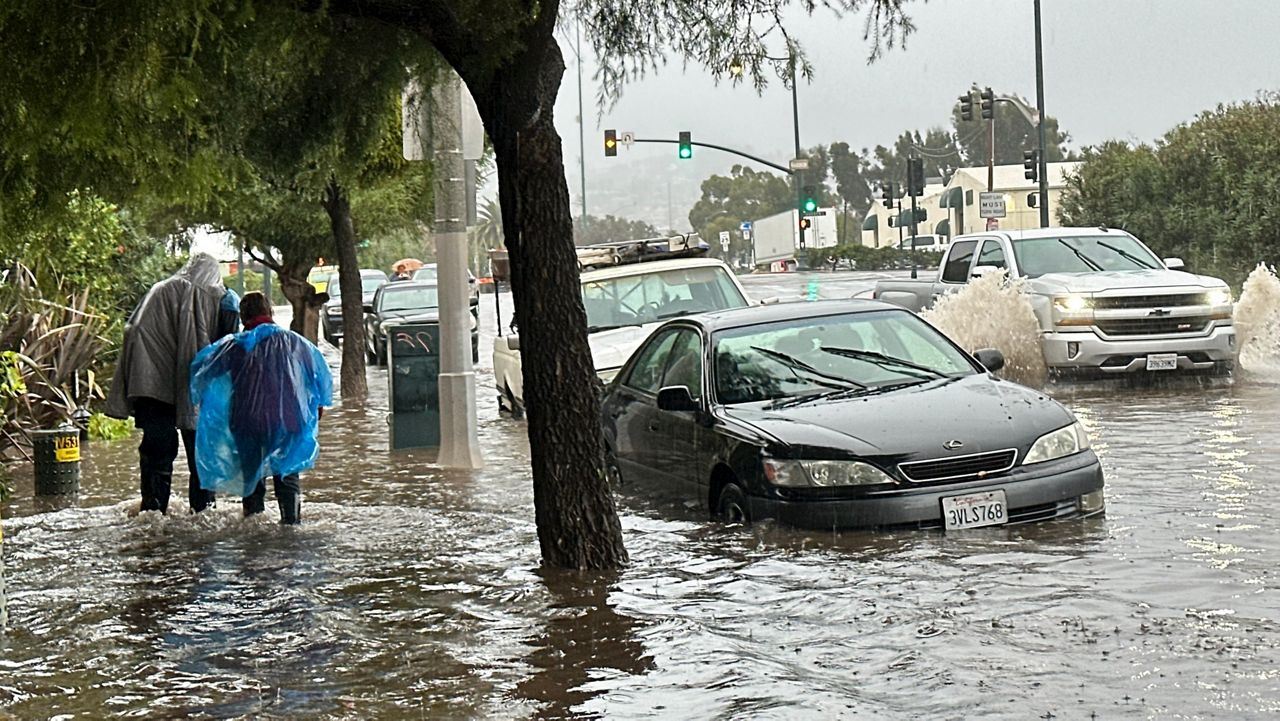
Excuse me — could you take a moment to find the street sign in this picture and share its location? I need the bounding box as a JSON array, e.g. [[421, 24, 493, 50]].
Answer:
[[789, 158, 810, 171], [739, 220, 753, 231], [620, 131, 636, 146], [802, 210, 829, 217], [986, 217, 999, 231], [718, 230, 731, 251], [979, 191, 1007, 219], [742, 229, 751, 240]]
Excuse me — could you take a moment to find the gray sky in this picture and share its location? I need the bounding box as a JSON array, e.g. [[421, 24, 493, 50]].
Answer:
[[551, 0, 1280, 227]]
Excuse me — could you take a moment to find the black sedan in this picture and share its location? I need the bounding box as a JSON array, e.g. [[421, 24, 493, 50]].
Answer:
[[601, 299, 1105, 531], [363, 281, 478, 365], [321, 269, 387, 346]]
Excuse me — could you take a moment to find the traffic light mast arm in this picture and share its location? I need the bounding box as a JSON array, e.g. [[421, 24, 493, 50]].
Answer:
[[629, 137, 794, 175]]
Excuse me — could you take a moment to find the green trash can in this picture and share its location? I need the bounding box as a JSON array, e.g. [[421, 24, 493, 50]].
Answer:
[[387, 322, 441, 450], [31, 426, 82, 496]]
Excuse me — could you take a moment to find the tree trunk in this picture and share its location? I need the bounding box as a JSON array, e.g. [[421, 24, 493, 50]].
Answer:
[[482, 50, 628, 569], [275, 259, 324, 343], [323, 177, 368, 400]]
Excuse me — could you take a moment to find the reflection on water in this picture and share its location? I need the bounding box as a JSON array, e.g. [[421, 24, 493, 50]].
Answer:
[[2, 281, 1280, 718]]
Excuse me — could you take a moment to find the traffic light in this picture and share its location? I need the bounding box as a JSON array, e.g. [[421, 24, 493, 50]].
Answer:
[[880, 182, 895, 208], [678, 131, 692, 159], [604, 129, 618, 157], [980, 87, 995, 120], [907, 158, 925, 197], [1023, 149, 1039, 182], [799, 217, 812, 231], [801, 185, 818, 214], [959, 93, 974, 122]]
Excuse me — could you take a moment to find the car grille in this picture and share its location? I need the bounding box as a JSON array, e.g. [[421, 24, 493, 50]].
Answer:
[[898, 449, 1018, 483], [1091, 293, 1209, 309], [1095, 315, 1213, 336]]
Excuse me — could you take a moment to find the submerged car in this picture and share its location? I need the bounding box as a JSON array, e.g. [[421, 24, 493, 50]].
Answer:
[[601, 299, 1105, 530], [363, 281, 478, 365], [321, 269, 388, 346]]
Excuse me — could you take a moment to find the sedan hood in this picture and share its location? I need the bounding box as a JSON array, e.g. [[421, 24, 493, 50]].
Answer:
[[1029, 269, 1225, 295], [589, 323, 663, 372], [721, 374, 1072, 461], [380, 309, 442, 324]]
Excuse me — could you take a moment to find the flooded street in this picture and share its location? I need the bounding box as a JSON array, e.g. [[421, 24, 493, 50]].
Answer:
[[2, 270, 1279, 719]]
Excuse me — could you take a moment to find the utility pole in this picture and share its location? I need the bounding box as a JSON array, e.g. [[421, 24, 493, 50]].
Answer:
[[431, 70, 483, 469], [789, 57, 805, 249], [1034, 0, 1050, 227], [575, 19, 588, 230]]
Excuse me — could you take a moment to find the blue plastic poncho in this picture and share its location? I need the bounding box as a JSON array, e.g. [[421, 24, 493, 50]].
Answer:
[[190, 323, 334, 497]]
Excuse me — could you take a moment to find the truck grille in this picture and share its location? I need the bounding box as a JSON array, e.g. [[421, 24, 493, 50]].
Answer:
[[1091, 293, 1210, 309], [898, 449, 1017, 483], [1095, 316, 1213, 336]]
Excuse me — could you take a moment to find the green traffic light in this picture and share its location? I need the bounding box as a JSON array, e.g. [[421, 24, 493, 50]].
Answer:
[[679, 146, 692, 159], [802, 198, 817, 213]]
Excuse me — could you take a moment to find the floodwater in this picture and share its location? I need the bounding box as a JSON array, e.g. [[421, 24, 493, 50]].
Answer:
[[2, 270, 1279, 719]]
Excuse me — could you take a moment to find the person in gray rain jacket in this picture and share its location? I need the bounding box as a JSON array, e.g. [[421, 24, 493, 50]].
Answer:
[[106, 253, 240, 514]]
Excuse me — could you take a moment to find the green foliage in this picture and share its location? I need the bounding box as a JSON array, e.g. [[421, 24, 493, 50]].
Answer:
[[689, 165, 795, 262], [1059, 97, 1280, 287], [574, 214, 661, 246], [951, 87, 1071, 167], [87, 412, 135, 442], [804, 243, 918, 271]]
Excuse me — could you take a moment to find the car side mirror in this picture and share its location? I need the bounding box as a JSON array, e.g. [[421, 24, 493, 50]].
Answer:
[[1163, 257, 1185, 270], [973, 348, 1005, 373], [362, 303, 374, 313], [970, 265, 1000, 280], [506, 336, 520, 351], [656, 385, 700, 412]]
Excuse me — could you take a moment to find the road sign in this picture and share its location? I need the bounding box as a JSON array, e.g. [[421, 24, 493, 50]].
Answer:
[[620, 131, 635, 146], [986, 217, 999, 230], [788, 158, 810, 171], [739, 220, 753, 231], [718, 230, 731, 251], [979, 192, 1007, 219]]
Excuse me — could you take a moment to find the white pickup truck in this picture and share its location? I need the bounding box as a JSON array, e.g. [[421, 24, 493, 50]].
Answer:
[[493, 239, 753, 414], [873, 227, 1235, 374]]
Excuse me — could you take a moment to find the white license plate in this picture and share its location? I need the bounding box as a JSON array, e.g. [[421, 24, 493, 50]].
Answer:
[[1145, 353, 1178, 371], [942, 490, 1008, 530]]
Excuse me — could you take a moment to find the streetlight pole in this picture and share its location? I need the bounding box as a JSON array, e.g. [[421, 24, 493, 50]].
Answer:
[[789, 56, 805, 250], [1034, 0, 1050, 227], [576, 19, 588, 230]]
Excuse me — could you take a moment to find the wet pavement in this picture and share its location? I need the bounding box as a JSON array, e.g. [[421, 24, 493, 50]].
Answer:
[[1, 270, 1278, 719]]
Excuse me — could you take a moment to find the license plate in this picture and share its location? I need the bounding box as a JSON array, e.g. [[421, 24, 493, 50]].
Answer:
[[942, 490, 1008, 530], [1145, 353, 1178, 371]]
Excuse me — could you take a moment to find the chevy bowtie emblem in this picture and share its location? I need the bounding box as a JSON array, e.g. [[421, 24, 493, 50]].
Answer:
[[1149, 308, 1172, 317], [944, 440, 964, 450]]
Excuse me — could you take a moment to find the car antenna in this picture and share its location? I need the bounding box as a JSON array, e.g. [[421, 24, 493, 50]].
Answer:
[[1097, 224, 1109, 232]]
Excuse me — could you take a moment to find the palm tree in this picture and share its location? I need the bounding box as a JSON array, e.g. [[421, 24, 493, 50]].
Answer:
[[470, 197, 503, 271]]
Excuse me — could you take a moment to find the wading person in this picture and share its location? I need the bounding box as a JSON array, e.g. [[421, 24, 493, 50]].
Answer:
[[190, 292, 332, 524], [106, 253, 240, 514]]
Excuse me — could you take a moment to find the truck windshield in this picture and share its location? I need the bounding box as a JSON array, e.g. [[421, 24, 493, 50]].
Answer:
[[1013, 235, 1162, 277], [581, 266, 749, 331]]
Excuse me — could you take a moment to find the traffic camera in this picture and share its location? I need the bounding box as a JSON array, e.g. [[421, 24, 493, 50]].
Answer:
[[980, 87, 995, 120], [678, 131, 692, 159], [604, 129, 617, 157]]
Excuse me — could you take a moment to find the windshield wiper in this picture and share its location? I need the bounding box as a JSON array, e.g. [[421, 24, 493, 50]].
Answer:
[[587, 322, 644, 333], [1098, 241, 1156, 269], [749, 346, 866, 391], [819, 346, 947, 379], [1057, 238, 1104, 271]]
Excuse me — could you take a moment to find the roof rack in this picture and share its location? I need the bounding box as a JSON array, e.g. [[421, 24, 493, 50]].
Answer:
[[576, 234, 709, 270]]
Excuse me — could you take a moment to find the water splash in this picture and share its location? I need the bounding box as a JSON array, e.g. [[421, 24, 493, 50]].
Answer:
[[1233, 263, 1280, 375], [920, 271, 1048, 387]]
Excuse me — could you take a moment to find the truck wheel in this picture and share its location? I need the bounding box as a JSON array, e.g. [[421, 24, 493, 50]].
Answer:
[[715, 483, 750, 524]]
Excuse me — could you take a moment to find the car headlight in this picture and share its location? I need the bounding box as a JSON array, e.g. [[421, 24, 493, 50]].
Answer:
[[326, 306, 342, 317], [1053, 294, 1091, 312], [1207, 288, 1232, 306], [763, 458, 896, 487], [1023, 421, 1091, 465]]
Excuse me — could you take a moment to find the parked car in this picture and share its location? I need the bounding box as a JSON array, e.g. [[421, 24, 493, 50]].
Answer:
[[413, 264, 479, 314], [600, 299, 1105, 530], [896, 233, 950, 254], [321, 269, 388, 346], [873, 227, 1235, 374], [363, 281, 478, 365], [493, 254, 753, 415]]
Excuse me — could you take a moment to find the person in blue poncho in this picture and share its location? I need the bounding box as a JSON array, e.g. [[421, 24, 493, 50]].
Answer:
[[190, 291, 333, 524]]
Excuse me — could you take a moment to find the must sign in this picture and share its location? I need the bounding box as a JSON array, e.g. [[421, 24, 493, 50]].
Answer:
[[979, 191, 1007, 219]]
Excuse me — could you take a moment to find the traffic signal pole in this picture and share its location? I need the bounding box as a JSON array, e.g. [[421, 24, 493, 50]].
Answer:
[[1034, 0, 1050, 227], [789, 59, 805, 250]]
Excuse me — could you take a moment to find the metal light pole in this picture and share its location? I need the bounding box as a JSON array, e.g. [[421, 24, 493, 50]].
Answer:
[[1034, 0, 1050, 227], [789, 56, 805, 250], [575, 19, 588, 229]]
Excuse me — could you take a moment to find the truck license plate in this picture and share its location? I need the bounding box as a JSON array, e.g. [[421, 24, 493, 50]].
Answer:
[[1145, 353, 1178, 371], [942, 490, 1007, 530]]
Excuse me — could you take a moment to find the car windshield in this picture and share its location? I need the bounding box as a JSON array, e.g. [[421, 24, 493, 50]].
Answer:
[[712, 310, 976, 404], [413, 267, 437, 282], [328, 274, 386, 298], [580, 266, 748, 331], [1012, 234, 1163, 277], [379, 286, 439, 311]]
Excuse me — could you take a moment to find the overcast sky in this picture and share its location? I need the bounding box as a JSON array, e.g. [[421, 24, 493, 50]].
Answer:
[[551, 0, 1280, 221]]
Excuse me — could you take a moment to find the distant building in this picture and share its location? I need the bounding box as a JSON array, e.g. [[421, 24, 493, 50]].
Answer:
[[859, 162, 1080, 248]]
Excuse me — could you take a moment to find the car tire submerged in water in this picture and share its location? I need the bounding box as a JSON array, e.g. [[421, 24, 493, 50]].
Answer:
[[715, 483, 750, 524], [605, 451, 624, 487]]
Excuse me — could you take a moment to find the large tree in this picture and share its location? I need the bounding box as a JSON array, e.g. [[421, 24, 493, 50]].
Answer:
[[688, 165, 795, 262], [951, 86, 1071, 167]]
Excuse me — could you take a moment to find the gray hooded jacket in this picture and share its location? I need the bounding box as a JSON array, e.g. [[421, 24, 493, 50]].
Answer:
[[106, 254, 239, 429]]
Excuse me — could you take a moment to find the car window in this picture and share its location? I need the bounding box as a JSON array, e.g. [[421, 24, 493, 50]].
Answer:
[[661, 329, 704, 400], [941, 241, 978, 283], [622, 330, 681, 395], [581, 266, 748, 330], [379, 286, 439, 311], [978, 240, 1007, 271]]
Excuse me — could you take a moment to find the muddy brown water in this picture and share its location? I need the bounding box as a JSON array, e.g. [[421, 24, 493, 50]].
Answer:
[[2, 272, 1278, 719]]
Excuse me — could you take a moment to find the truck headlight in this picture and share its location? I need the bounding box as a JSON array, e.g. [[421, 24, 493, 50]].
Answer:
[[1207, 288, 1232, 306], [1053, 294, 1091, 312], [763, 458, 896, 487], [1024, 421, 1091, 465]]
